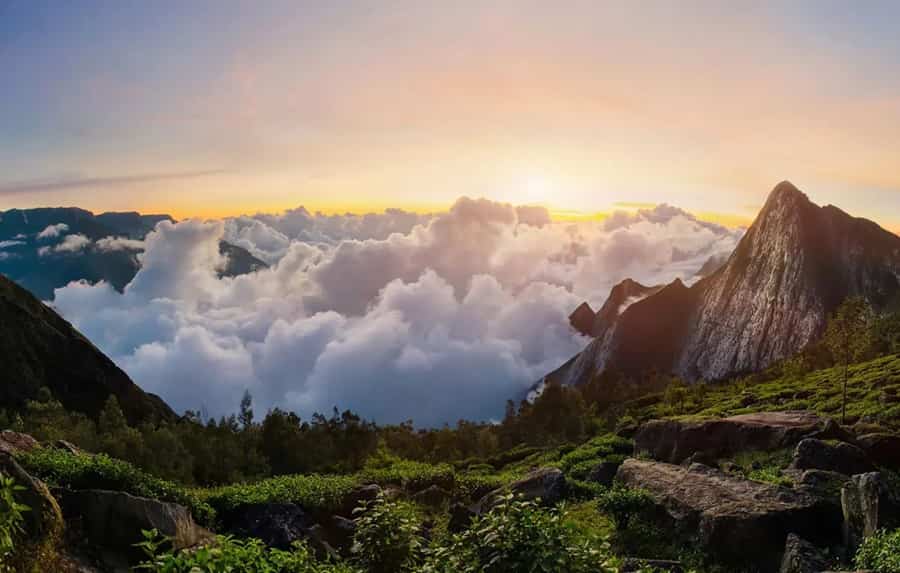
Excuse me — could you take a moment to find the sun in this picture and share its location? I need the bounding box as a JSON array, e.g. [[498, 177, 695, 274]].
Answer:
[[521, 175, 553, 205]]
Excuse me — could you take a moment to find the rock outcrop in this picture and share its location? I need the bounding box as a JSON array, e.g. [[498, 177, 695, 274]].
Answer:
[[62, 489, 211, 562], [544, 181, 900, 386], [615, 459, 840, 568], [789, 438, 875, 476], [634, 411, 841, 464], [0, 273, 175, 424], [841, 472, 900, 553], [779, 533, 830, 573], [855, 432, 900, 469]]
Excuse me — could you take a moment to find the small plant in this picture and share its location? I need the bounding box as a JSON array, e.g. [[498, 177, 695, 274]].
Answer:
[[351, 492, 423, 573], [135, 529, 356, 572], [855, 528, 900, 572], [0, 474, 28, 571], [423, 494, 615, 573], [596, 485, 654, 531]]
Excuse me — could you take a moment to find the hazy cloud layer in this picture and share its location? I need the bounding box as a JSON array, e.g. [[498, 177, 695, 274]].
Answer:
[[52, 199, 742, 425], [37, 223, 69, 239]]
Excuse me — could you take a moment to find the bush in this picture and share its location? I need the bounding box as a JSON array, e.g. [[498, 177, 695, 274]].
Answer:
[[596, 485, 654, 531], [351, 492, 423, 573], [201, 473, 357, 516], [135, 529, 356, 572], [422, 494, 616, 573], [17, 448, 214, 525], [855, 528, 900, 572], [0, 474, 28, 571]]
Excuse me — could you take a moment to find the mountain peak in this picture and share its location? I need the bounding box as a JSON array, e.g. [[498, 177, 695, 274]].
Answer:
[[762, 180, 809, 211]]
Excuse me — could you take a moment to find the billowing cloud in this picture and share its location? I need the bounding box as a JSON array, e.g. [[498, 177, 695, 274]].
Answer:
[[52, 197, 742, 426], [37, 223, 69, 239]]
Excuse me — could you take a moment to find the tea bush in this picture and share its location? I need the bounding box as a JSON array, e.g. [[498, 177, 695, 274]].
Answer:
[[855, 528, 900, 572]]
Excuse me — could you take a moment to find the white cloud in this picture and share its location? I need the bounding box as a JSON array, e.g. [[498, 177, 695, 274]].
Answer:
[[52, 197, 742, 426], [54, 234, 92, 253], [37, 223, 69, 239], [96, 236, 145, 252], [0, 240, 24, 249]]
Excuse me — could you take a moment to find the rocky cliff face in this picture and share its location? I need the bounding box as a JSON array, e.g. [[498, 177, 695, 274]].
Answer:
[[0, 273, 175, 424], [549, 181, 900, 386]]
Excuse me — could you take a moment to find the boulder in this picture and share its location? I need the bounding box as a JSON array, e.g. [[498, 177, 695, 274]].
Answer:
[[789, 439, 875, 476], [635, 411, 848, 464], [0, 430, 39, 456], [856, 433, 900, 469], [841, 472, 900, 553], [338, 484, 382, 516], [52, 439, 81, 455], [615, 459, 840, 569], [507, 467, 566, 504], [588, 461, 621, 487], [63, 490, 210, 559], [448, 501, 477, 533], [411, 485, 451, 507], [473, 468, 567, 516], [0, 453, 63, 539], [779, 533, 830, 573], [222, 502, 313, 550]]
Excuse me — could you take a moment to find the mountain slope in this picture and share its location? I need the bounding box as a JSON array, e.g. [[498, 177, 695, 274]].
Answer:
[[0, 272, 175, 424], [550, 181, 900, 386]]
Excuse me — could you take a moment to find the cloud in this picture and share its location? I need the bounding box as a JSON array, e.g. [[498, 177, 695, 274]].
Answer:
[[38, 233, 92, 256], [95, 236, 145, 252], [52, 197, 742, 426], [0, 170, 227, 195], [37, 223, 69, 239], [0, 240, 24, 249]]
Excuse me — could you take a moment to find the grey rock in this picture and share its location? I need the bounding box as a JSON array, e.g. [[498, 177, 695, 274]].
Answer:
[[841, 472, 900, 553], [222, 502, 312, 550], [789, 438, 875, 476], [779, 533, 830, 573], [63, 489, 210, 562], [587, 460, 621, 486], [856, 433, 900, 469], [635, 411, 834, 464], [616, 458, 840, 569], [0, 453, 63, 539]]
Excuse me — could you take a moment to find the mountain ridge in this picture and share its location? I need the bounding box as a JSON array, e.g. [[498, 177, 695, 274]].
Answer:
[[0, 272, 175, 424]]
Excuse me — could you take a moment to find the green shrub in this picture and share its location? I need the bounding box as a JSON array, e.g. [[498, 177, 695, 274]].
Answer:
[[596, 485, 654, 531], [201, 473, 358, 516], [135, 529, 356, 572], [422, 494, 616, 573], [0, 474, 28, 571], [351, 492, 423, 573], [17, 448, 214, 525], [855, 528, 900, 572], [567, 479, 606, 501]]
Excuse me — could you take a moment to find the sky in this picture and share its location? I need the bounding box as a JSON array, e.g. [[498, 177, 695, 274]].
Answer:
[[3, 1, 900, 227]]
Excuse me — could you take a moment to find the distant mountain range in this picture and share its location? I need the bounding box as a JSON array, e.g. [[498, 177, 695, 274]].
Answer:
[[0, 207, 266, 299], [548, 181, 900, 387]]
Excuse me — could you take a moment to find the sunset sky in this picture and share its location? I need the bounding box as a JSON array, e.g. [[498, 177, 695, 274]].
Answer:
[[3, 1, 900, 227]]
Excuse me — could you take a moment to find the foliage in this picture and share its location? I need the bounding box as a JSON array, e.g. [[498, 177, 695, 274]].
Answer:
[[0, 474, 28, 571], [135, 529, 357, 573], [201, 473, 358, 515], [422, 494, 616, 573], [596, 485, 654, 532], [854, 528, 900, 572], [16, 448, 214, 525], [351, 493, 423, 573]]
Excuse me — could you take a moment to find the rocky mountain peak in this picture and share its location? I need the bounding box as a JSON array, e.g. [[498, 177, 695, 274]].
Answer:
[[542, 181, 900, 387]]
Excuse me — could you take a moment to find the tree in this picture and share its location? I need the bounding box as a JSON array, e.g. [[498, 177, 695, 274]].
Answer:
[[238, 390, 254, 430], [824, 297, 874, 424]]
